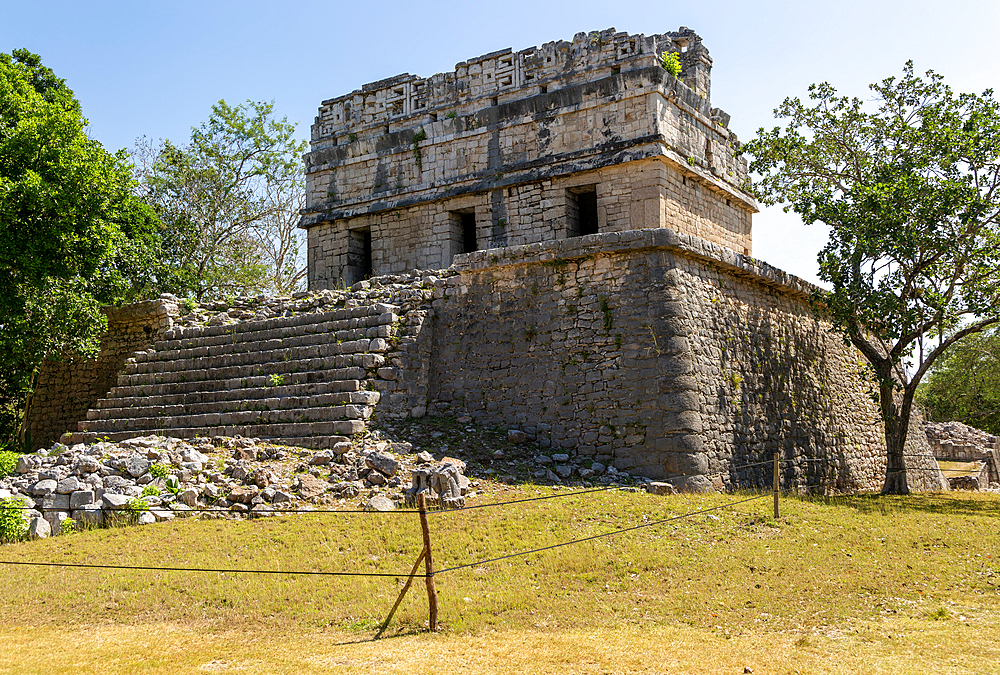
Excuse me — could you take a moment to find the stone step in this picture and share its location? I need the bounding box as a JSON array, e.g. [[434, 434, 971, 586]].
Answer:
[[69, 430, 354, 450], [131, 332, 388, 370], [103, 377, 364, 403], [117, 361, 377, 389], [125, 338, 387, 376], [70, 302, 404, 453], [81, 404, 370, 432], [87, 391, 380, 421], [79, 417, 367, 438], [263, 436, 355, 450], [156, 305, 398, 348], [93, 388, 376, 412]]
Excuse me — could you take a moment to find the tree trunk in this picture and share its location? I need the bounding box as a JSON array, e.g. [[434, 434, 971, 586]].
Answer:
[[879, 373, 912, 495], [882, 421, 910, 495], [17, 364, 41, 452]]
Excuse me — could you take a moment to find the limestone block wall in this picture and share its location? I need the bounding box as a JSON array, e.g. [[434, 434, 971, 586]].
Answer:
[[24, 298, 178, 449], [372, 305, 436, 421], [301, 28, 756, 291], [307, 158, 751, 289], [425, 229, 942, 492], [310, 28, 713, 148]]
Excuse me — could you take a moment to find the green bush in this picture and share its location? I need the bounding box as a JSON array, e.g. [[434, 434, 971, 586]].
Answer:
[[0, 450, 18, 479], [106, 497, 149, 527], [0, 497, 28, 543], [141, 485, 160, 497], [661, 51, 682, 78], [149, 463, 170, 479]]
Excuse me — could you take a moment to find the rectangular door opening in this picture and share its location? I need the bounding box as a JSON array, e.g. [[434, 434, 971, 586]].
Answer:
[[347, 227, 373, 285], [567, 186, 599, 237]]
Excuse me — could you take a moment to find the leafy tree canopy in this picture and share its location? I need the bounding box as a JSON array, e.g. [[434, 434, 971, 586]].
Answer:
[[917, 329, 1000, 435], [0, 49, 159, 445], [134, 100, 307, 301], [743, 62, 1000, 493]]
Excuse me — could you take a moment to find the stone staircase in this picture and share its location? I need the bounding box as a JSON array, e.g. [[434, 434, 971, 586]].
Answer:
[[69, 303, 399, 449]]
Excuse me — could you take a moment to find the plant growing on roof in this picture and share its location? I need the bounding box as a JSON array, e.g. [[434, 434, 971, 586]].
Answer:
[[661, 51, 682, 78]]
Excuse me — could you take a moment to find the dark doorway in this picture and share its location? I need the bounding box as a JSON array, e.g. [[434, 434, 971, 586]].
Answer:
[[448, 209, 478, 265], [577, 189, 599, 235], [347, 227, 373, 284], [567, 186, 599, 237], [461, 212, 478, 253]]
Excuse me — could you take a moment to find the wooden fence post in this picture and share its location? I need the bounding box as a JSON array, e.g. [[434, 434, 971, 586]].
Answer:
[[375, 546, 427, 639], [417, 492, 439, 631], [773, 451, 780, 520]]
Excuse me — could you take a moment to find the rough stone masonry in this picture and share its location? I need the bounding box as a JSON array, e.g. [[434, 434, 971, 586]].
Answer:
[[28, 28, 945, 493], [295, 27, 940, 491], [299, 28, 755, 287]]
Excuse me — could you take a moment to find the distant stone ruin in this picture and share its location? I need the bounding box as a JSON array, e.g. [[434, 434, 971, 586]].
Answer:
[[924, 421, 1000, 489], [28, 28, 946, 493]]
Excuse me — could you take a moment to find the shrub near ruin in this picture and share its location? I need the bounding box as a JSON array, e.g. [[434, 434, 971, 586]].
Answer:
[[0, 451, 17, 479], [0, 496, 27, 543]]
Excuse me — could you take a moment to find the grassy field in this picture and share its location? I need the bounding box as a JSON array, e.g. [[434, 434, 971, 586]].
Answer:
[[0, 487, 998, 674]]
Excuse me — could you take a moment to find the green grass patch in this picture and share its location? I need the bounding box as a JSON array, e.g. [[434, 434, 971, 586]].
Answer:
[[0, 489, 997, 640]]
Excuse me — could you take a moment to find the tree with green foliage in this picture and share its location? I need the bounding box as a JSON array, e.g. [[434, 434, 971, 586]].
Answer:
[[744, 62, 1000, 494], [133, 100, 307, 301], [917, 329, 1000, 435], [0, 49, 159, 447]]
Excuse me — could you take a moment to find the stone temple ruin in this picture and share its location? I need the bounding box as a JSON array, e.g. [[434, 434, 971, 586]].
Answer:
[[300, 27, 751, 286], [31, 28, 948, 492]]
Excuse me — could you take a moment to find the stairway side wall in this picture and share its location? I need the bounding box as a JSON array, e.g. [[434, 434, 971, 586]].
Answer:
[[372, 307, 435, 421], [426, 229, 941, 491], [25, 299, 177, 450]]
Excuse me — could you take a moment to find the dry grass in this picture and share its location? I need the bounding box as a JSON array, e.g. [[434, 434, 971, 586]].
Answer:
[[937, 460, 984, 478], [1, 488, 998, 674], [1, 617, 998, 674]]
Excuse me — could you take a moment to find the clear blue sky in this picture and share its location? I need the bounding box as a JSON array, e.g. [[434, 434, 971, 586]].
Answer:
[[4, 0, 998, 285]]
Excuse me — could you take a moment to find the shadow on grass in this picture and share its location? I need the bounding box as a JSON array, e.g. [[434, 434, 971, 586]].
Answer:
[[329, 625, 426, 646], [791, 492, 1000, 518]]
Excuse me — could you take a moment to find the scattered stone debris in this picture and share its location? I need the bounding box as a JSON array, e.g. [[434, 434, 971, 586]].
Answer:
[[0, 433, 461, 537], [0, 418, 646, 542], [167, 269, 457, 332]]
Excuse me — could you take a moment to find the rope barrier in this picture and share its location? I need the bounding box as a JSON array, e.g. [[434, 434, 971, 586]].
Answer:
[[426, 485, 619, 515], [435, 493, 770, 575], [0, 492, 773, 581], [0, 559, 427, 577], [728, 458, 782, 471], [0, 504, 419, 515]]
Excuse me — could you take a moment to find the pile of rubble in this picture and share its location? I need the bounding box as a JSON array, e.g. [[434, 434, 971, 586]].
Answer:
[[0, 434, 474, 540], [924, 420, 998, 449], [922, 420, 1000, 492], [168, 270, 454, 330]]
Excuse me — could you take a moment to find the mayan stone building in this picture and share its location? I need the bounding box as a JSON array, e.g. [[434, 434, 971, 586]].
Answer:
[[32, 28, 944, 494], [292, 28, 941, 491], [299, 27, 755, 287]]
